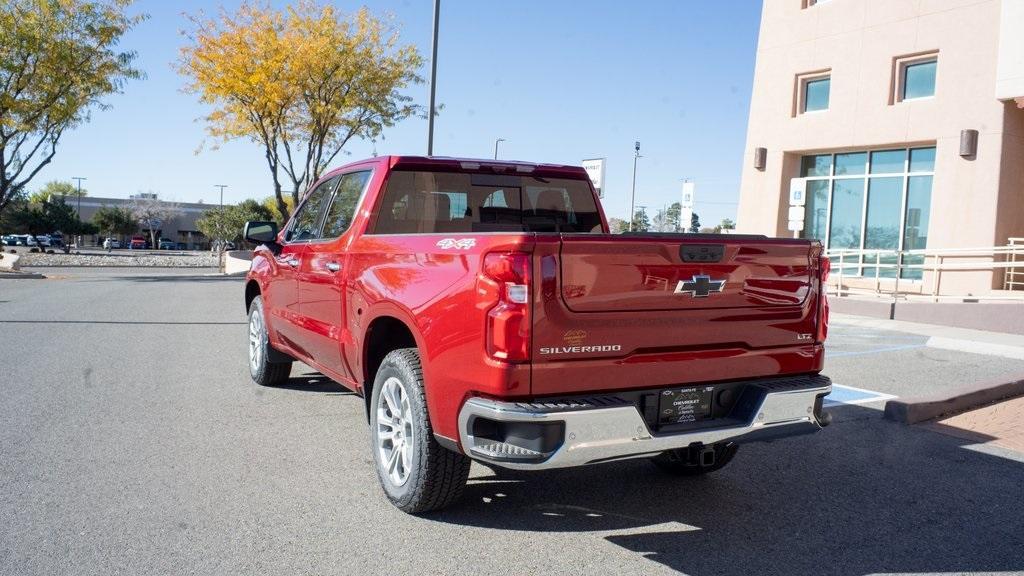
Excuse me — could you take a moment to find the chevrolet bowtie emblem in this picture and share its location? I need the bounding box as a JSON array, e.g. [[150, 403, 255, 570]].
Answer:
[[674, 275, 726, 298]]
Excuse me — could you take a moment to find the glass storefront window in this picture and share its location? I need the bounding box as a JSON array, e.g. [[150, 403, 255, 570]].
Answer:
[[828, 179, 865, 250], [869, 149, 906, 174], [902, 176, 933, 280], [834, 152, 867, 176], [801, 154, 832, 177], [909, 147, 935, 172], [799, 146, 935, 280], [863, 177, 903, 278], [804, 180, 830, 241]]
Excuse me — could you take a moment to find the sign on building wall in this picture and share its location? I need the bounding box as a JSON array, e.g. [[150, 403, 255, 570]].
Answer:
[[789, 178, 806, 206], [582, 158, 606, 198], [788, 177, 806, 232]]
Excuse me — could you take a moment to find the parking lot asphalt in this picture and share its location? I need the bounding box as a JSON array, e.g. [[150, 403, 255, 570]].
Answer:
[[2, 269, 1024, 575]]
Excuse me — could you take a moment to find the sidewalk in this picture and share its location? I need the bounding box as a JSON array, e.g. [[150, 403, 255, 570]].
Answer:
[[831, 313, 1024, 360], [832, 312, 1024, 457], [926, 396, 1024, 458]]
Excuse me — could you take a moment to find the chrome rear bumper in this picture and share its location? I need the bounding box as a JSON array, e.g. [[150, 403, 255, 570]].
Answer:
[[457, 375, 831, 470]]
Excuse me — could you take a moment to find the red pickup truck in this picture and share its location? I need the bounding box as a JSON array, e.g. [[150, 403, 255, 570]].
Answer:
[[243, 155, 831, 513]]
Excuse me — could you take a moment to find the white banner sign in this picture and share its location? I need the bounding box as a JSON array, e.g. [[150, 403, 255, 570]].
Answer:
[[581, 158, 606, 198], [788, 206, 805, 221], [788, 219, 804, 232], [681, 181, 695, 210]]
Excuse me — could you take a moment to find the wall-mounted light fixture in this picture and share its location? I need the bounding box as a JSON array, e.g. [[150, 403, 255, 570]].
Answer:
[[960, 129, 978, 158], [754, 147, 767, 171]]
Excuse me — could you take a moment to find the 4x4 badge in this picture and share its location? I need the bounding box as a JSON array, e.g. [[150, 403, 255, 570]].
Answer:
[[674, 275, 726, 298]]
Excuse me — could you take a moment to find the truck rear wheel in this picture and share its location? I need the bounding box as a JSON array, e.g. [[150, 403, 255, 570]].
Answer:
[[650, 442, 738, 476], [370, 348, 471, 513], [247, 296, 292, 387]]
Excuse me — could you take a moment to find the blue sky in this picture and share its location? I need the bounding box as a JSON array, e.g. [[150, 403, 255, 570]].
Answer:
[[41, 0, 763, 226]]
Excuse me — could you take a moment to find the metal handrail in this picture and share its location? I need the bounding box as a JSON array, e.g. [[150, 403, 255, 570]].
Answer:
[[825, 243, 1024, 301]]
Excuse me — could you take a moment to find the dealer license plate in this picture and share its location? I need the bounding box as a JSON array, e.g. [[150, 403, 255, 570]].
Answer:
[[658, 386, 715, 425]]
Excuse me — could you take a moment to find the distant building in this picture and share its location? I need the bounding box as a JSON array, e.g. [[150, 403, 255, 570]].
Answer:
[[75, 196, 217, 249], [737, 0, 1024, 295]]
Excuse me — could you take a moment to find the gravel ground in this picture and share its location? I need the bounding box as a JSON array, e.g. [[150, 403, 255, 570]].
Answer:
[[12, 250, 217, 267]]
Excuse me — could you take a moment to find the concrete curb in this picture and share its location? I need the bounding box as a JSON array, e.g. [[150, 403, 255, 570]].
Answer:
[[0, 271, 45, 279], [884, 375, 1024, 424]]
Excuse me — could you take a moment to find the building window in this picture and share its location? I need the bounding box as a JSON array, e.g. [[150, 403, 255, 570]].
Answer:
[[893, 53, 938, 102], [799, 146, 935, 280], [799, 74, 830, 113]]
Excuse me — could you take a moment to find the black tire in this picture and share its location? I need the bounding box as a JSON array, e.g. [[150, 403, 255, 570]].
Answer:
[[247, 295, 292, 387], [370, 348, 471, 514], [650, 442, 738, 476]]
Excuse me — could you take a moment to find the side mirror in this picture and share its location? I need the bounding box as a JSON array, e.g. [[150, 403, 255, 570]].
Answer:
[[244, 221, 278, 244]]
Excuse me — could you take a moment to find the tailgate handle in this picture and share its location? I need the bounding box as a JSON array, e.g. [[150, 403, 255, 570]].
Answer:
[[680, 244, 725, 263]]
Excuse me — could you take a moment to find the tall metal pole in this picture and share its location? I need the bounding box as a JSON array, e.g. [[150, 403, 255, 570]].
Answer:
[[426, 0, 440, 156], [494, 138, 505, 160], [215, 184, 227, 209], [72, 176, 86, 248], [628, 141, 640, 231], [72, 176, 86, 216]]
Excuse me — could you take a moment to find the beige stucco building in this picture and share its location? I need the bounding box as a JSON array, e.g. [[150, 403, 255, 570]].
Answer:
[[737, 0, 1024, 295]]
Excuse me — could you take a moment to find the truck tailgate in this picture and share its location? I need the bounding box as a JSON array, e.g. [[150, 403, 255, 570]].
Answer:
[[531, 234, 825, 396]]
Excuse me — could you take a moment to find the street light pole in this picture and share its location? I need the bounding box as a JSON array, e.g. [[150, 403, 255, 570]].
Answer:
[[215, 184, 227, 209], [494, 138, 505, 160], [72, 176, 86, 248], [426, 0, 440, 156], [72, 176, 86, 216], [628, 141, 640, 232]]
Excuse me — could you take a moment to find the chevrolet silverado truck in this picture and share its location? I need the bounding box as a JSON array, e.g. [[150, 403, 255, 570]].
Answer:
[[243, 155, 832, 513]]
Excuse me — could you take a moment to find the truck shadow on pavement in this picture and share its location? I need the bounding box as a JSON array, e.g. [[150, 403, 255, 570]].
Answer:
[[433, 404, 1024, 575], [266, 372, 355, 395]]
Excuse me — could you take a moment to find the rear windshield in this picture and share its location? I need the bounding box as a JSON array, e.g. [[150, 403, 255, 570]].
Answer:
[[370, 170, 603, 234]]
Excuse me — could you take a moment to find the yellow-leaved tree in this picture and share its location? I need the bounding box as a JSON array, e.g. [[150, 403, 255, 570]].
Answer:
[[179, 1, 423, 221]]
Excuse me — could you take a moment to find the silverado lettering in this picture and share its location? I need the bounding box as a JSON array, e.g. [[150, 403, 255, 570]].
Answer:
[[243, 155, 832, 514], [539, 345, 623, 354]]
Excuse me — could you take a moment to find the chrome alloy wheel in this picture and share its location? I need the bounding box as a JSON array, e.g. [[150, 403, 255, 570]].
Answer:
[[376, 376, 415, 487], [248, 308, 263, 372]]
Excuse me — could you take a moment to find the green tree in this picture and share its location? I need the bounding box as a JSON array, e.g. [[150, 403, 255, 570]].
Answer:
[[630, 209, 650, 233], [8, 195, 93, 251], [607, 217, 628, 234], [179, 2, 424, 221], [666, 202, 682, 232], [196, 198, 275, 255], [92, 205, 137, 240], [29, 179, 87, 203], [0, 0, 144, 217], [689, 212, 701, 233], [719, 218, 735, 230], [262, 194, 295, 225]]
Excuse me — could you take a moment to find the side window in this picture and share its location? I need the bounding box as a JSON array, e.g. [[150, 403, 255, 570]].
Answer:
[[322, 171, 372, 238], [287, 176, 339, 242]]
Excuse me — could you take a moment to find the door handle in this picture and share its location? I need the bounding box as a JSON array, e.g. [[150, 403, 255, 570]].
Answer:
[[325, 261, 341, 273]]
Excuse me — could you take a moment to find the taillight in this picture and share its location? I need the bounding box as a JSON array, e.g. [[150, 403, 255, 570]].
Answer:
[[817, 257, 830, 342], [481, 252, 531, 362]]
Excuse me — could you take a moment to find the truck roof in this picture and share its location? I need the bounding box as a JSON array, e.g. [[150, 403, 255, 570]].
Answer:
[[327, 155, 591, 180]]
